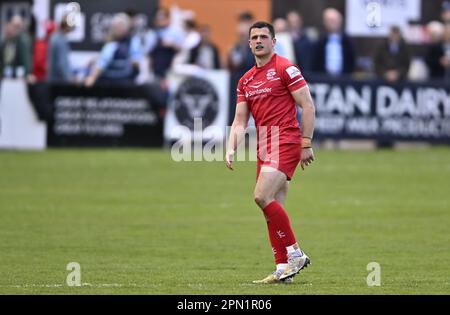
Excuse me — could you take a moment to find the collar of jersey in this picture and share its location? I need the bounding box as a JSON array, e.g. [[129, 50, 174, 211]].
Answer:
[[255, 53, 277, 71]]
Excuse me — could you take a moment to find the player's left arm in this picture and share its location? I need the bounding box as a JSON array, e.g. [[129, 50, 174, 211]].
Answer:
[[291, 86, 316, 170]]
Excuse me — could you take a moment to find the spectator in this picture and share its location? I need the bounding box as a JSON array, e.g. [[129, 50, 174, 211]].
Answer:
[[227, 11, 255, 124], [272, 17, 295, 63], [313, 8, 355, 76], [172, 19, 201, 66], [33, 20, 56, 82], [125, 8, 152, 84], [145, 7, 184, 79], [426, 24, 450, 80], [374, 26, 411, 83], [0, 15, 33, 80], [47, 17, 74, 83], [286, 10, 313, 74], [85, 13, 142, 86], [227, 11, 254, 76], [187, 25, 221, 69], [183, 19, 201, 51]]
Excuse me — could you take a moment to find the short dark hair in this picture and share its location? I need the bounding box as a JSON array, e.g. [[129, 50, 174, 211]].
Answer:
[[249, 21, 275, 38]]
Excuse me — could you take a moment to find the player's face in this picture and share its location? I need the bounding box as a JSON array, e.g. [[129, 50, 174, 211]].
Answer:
[[249, 27, 276, 58]]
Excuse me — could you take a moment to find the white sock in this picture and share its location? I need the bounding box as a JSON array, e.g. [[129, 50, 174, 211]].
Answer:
[[287, 245, 302, 255], [276, 263, 288, 272]]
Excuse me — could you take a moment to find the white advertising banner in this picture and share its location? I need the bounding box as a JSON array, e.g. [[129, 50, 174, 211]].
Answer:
[[346, 0, 421, 37], [165, 69, 230, 144], [0, 79, 47, 150]]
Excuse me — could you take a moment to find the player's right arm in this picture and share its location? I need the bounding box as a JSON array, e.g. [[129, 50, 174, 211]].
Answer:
[[226, 101, 250, 170], [291, 86, 316, 170]]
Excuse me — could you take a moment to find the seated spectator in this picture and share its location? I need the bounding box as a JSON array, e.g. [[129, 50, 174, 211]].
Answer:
[[286, 10, 313, 74], [145, 7, 185, 80], [85, 13, 142, 86], [0, 15, 33, 81], [47, 17, 74, 83], [313, 8, 355, 76], [374, 26, 411, 83], [426, 24, 450, 80], [187, 25, 221, 69]]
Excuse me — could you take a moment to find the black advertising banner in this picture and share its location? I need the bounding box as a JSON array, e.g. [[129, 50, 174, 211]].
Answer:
[[49, 0, 158, 51], [47, 84, 164, 147], [307, 76, 450, 144], [46, 77, 450, 147]]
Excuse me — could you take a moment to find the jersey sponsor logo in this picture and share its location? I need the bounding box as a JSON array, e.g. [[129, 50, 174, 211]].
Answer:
[[173, 77, 219, 130], [246, 87, 272, 98], [266, 68, 276, 80], [286, 66, 301, 79]]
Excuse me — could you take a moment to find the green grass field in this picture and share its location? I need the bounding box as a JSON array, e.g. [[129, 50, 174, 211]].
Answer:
[[0, 148, 449, 294]]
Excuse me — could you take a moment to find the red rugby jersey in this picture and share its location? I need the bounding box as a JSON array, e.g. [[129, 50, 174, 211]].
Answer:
[[237, 53, 307, 145]]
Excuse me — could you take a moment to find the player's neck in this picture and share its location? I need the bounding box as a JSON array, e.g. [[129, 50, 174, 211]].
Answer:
[[255, 53, 274, 68]]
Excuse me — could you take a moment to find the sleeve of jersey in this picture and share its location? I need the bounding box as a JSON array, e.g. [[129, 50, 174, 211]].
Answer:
[[282, 65, 307, 92], [236, 79, 247, 104]]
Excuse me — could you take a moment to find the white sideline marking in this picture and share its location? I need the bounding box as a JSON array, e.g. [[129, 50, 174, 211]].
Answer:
[[0, 283, 142, 288]]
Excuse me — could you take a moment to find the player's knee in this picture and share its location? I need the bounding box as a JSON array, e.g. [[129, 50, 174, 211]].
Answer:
[[254, 193, 268, 209]]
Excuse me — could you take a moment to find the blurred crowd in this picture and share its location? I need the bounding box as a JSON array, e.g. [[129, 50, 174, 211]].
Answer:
[[2, 3, 450, 88]]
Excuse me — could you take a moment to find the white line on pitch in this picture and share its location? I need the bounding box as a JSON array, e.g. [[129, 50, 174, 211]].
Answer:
[[0, 283, 143, 288]]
